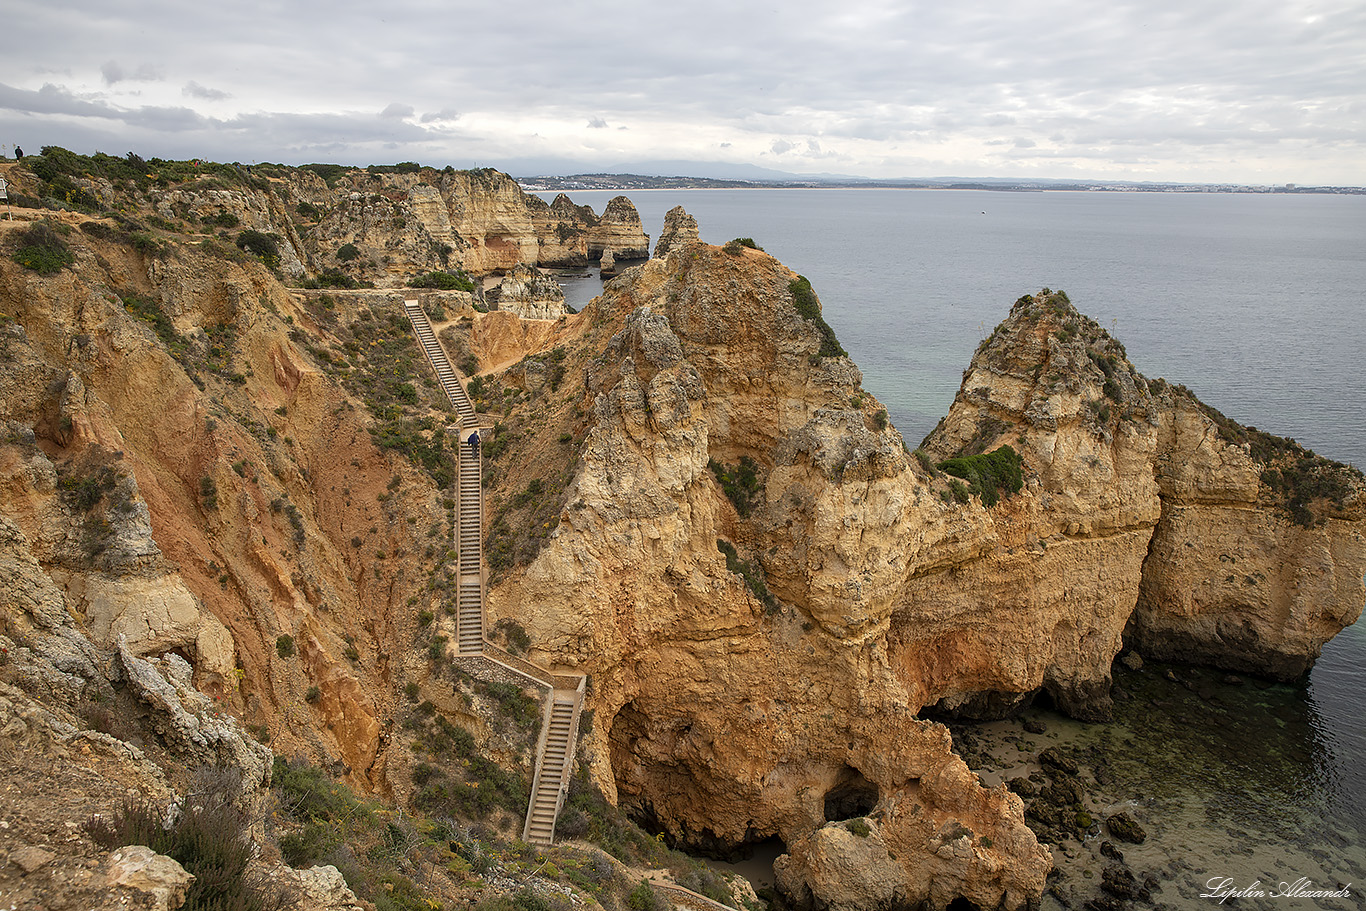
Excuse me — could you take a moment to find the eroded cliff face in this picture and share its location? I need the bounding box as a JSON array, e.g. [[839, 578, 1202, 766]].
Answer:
[[4, 176, 1362, 910], [484, 245, 1363, 909], [920, 291, 1366, 692], [486, 242, 1052, 909], [2, 156, 648, 287], [302, 171, 649, 278], [0, 218, 467, 787]]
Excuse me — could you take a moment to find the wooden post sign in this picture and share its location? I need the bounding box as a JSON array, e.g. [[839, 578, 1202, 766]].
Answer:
[[0, 177, 8, 219]]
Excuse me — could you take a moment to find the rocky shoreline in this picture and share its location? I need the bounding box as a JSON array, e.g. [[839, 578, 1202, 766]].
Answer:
[[945, 653, 1362, 910]]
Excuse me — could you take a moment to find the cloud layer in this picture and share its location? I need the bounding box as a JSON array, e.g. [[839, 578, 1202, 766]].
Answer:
[[1, 0, 1362, 182]]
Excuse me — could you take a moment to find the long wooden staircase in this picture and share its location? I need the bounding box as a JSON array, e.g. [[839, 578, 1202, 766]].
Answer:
[[403, 298, 584, 846]]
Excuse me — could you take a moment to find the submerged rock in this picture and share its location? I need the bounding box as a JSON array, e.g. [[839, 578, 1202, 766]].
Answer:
[[1105, 812, 1147, 844]]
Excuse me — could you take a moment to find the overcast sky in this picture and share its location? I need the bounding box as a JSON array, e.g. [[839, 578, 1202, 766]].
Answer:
[[2, 0, 1363, 183]]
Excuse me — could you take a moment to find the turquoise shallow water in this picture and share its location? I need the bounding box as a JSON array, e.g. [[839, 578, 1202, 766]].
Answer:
[[541, 188, 1366, 901]]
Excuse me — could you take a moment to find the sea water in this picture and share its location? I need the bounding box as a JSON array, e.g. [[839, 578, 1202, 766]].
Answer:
[[540, 188, 1366, 902]]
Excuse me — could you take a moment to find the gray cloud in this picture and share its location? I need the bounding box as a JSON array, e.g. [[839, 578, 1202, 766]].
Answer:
[[0, 0, 1361, 182], [101, 60, 163, 85], [420, 107, 461, 123], [183, 81, 230, 101]]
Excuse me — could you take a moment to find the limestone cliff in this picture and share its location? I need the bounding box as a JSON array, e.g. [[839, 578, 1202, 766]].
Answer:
[[302, 170, 649, 278], [486, 242, 1052, 909], [4, 157, 1363, 911], [3, 153, 648, 287], [481, 244, 1363, 909], [0, 213, 463, 786], [919, 291, 1366, 690], [487, 263, 569, 320]]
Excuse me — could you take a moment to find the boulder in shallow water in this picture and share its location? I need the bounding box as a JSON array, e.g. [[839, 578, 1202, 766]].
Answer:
[[1105, 812, 1146, 844]]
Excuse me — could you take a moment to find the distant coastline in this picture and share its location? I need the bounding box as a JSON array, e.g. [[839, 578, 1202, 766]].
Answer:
[[518, 172, 1366, 195]]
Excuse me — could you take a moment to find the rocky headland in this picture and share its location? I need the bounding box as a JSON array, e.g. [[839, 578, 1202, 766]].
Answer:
[[0, 149, 1362, 911]]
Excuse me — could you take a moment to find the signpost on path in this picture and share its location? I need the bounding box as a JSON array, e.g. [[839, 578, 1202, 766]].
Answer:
[[0, 177, 9, 219]]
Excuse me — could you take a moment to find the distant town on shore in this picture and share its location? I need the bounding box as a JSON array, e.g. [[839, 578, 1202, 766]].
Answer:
[[518, 173, 1365, 194]]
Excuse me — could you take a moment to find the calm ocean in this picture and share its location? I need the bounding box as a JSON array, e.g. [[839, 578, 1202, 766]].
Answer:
[[541, 188, 1366, 897]]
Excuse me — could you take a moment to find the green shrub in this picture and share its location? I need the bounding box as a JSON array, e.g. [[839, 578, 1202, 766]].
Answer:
[[199, 476, 218, 510], [717, 539, 777, 613], [11, 222, 74, 274], [407, 270, 474, 292], [628, 880, 664, 911], [86, 788, 277, 910], [301, 268, 360, 290], [336, 242, 361, 261], [846, 818, 872, 837], [305, 685, 321, 703], [937, 445, 1024, 507], [204, 211, 240, 229], [495, 618, 532, 655], [789, 276, 846, 358], [708, 456, 762, 517], [912, 448, 938, 475], [236, 229, 281, 268], [276, 634, 295, 659]]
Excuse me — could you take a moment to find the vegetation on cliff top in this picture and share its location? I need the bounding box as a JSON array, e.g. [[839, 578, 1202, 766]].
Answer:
[[1177, 388, 1361, 526], [789, 275, 847, 359]]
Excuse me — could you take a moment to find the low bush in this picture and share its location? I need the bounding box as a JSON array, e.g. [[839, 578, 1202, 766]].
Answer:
[[11, 222, 74, 274], [937, 445, 1024, 507], [789, 275, 847, 358], [236, 229, 281, 269], [717, 539, 777, 613], [628, 880, 665, 911], [87, 786, 278, 911], [408, 269, 474, 292], [204, 211, 240, 229], [708, 456, 762, 517]]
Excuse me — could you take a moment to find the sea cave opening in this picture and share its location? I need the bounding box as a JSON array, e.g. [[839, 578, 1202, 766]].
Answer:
[[823, 765, 879, 822]]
